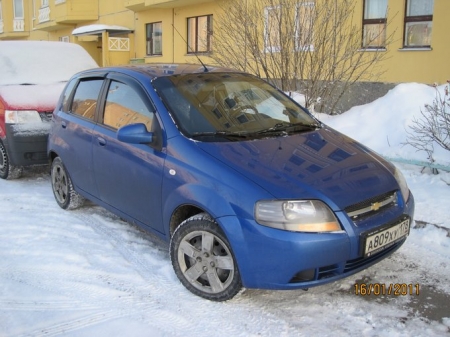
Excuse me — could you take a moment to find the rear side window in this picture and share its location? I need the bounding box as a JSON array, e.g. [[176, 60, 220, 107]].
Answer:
[[103, 80, 154, 130], [61, 78, 78, 113], [71, 79, 104, 120]]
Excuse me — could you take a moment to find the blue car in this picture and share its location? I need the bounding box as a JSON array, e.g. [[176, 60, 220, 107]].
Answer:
[[48, 64, 414, 301]]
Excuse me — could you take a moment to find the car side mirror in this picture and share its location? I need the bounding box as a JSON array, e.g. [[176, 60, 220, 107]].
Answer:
[[117, 123, 153, 144]]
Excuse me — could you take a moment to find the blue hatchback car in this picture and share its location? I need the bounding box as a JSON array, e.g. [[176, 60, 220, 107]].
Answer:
[[48, 64, 414, 301]]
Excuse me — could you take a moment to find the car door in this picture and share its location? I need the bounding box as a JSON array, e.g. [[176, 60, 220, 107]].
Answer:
[[91, 73, 166, 234], [55, 75, 105, 197]]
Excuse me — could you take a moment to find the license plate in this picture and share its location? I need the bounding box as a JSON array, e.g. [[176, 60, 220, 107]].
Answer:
[[363, 219, 410, 257]]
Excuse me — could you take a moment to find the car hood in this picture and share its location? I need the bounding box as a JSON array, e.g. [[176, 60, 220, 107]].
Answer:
[[197, 126, 398, 211], [0, 82, 66, 112]]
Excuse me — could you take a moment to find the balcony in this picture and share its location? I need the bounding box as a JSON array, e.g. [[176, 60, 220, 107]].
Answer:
[[124, 0, 215, 11], [13, 19, 25, 32], [38, 7, 51, 23], [0, 19, 29, 39], [34, 0, 99, 32]]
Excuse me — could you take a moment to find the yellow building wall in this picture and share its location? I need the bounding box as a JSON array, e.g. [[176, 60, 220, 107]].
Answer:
[[172, 3, 218, 64], [133, 3, 218, 65], [133, 8, 174, 62], [376, 0, 450, 84], [3, 0, 449, 85]]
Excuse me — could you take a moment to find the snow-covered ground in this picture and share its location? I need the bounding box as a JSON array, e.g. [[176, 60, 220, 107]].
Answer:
[[1, 83, 449, 336]]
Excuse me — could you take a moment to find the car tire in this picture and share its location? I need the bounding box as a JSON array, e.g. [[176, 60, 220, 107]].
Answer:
[[51, 157, 85, 210], [0, 140, 23, 180], [170, 213, 242, 301]]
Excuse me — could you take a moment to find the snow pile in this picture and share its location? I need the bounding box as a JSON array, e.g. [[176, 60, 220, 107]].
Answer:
[[315, 83, 450, 167]]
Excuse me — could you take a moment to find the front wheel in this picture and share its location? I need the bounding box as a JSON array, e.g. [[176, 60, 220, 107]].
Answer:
[[170, 214, 242, 301], [0, 140, 23, 180], [51, 157, 85, 210]]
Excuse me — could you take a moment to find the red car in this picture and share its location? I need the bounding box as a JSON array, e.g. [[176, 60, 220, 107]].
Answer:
[[0, 41, 97, 179]]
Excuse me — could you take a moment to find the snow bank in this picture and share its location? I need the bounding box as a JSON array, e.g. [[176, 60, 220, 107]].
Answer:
[[314, 83, 450, 167]]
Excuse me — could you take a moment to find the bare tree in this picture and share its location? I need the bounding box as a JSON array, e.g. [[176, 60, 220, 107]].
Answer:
[[212, 0, 393, 114], [405, 84, 450, 168]]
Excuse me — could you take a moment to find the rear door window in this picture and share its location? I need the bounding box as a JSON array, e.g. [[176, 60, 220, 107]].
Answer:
[[70, 79, 104, 120]]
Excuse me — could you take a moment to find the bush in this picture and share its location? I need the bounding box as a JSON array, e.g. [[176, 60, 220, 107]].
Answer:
[[406, 83, 450, 171]]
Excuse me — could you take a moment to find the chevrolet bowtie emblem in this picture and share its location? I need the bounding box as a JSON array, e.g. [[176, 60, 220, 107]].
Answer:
[[371, 202, 381, 211]]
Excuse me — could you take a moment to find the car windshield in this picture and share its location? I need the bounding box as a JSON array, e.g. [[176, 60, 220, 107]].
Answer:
[[152, 73, 319, 141]]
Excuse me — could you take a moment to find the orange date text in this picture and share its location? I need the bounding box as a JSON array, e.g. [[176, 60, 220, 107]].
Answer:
[[354, 283, 420, 296]]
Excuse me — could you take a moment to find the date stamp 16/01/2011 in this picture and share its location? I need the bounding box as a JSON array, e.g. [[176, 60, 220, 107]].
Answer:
[[354, 283, 420, 296]]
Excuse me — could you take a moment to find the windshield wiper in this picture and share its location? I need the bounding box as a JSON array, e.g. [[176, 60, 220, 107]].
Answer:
[[190, 131, 250, 140], [254, 122, 320, 136]]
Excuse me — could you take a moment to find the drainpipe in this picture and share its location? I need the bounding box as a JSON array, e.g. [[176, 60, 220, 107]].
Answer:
[[172, 8, 175, 63], [102, 31, 108, 66]]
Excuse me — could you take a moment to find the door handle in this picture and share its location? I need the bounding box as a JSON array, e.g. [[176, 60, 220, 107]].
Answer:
[[97, 137, 106, 146]]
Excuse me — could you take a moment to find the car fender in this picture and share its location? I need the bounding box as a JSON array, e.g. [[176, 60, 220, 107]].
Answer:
[[162, 182, 240, 232]]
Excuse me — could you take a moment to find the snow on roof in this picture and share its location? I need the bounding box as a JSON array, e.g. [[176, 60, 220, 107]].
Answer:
[[72, 24, 133, 36], [0, 41, 98, 86]]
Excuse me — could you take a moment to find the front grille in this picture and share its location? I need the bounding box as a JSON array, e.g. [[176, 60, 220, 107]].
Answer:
[[345, 190, 397, 220]]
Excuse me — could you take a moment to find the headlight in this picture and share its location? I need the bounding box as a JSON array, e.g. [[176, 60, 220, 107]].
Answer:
[[5, 110, 42, 123], [255, 200, 341, 232], [394, 168, 410, 202]]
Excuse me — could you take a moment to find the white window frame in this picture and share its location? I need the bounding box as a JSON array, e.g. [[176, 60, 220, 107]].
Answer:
[[264, 6, 281, 53], [13, 0, 24, 19], [295, 2, 315, 52]]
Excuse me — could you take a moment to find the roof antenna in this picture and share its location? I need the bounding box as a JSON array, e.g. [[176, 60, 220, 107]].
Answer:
[[172, 24, 209, 73]]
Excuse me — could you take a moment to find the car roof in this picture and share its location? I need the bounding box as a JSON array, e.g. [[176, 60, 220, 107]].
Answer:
[[0, 41, 98, 86], [80, 63, 242, 80]]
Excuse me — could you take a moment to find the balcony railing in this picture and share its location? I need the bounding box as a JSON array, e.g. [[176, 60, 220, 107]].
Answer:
[[39, 6, 51, 23], [13, 19, 25, 32]]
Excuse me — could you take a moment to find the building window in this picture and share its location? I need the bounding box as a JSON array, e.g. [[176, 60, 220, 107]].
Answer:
[[13, 0, 24, 18], [59, 36, 70, 42], [264, 6, 281, 52], [362, 0, 387, 48], [146, 22, 162, 56], [0, 1, 3, 21], [295, 2, 315, 51], [42, 0, 49, 7], [265, 3, 315, 53], [187, 15, 212, 53], [404, 0, 434, 47]]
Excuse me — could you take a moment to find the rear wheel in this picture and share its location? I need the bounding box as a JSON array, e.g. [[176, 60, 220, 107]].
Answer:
[[0, 140, 23, 180], [51, 157, 84, 210], [170, 213, 242, 301]]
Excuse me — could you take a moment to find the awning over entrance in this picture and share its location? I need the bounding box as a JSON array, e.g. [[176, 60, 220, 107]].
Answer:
[[72, 24, 133, 36]]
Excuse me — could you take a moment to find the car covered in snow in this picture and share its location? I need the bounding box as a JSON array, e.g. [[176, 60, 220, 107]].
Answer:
[[47, 64, 415, 301], [0, 41, 97, 179]]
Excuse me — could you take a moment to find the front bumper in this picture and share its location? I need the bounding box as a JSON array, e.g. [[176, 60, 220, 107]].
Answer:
[[5, 122, 50, 166], [218, 193, 415, 290]]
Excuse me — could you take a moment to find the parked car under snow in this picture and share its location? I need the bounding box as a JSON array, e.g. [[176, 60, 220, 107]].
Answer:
[[0, 41, 97, 179]]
